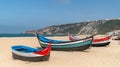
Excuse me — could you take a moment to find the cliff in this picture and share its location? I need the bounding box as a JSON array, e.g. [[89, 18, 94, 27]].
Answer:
[[25, 19, 120, 34]]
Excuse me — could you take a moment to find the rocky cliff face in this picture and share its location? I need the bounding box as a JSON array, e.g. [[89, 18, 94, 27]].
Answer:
[[25, 19, 120, 34], [77, 20, 106, 34]]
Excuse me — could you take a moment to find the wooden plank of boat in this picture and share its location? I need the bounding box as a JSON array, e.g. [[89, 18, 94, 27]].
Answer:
[[11, 43, 51, 62]]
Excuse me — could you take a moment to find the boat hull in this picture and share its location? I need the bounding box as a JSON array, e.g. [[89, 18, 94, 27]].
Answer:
[[12, 52, 50, 62], [49, 44, 90, 51], [92, 42, 110, 47], [69, 34, 111, 47], [11, 44, 51, 62], [37, 34, 93, 51], [40, 40, 92, 51]]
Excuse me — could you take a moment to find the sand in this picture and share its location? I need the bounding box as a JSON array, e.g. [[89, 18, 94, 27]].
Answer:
[[0, 36, 120, 67]]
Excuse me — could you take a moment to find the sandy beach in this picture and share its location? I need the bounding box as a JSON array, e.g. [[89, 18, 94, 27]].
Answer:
[[0, 35, 120, 67]]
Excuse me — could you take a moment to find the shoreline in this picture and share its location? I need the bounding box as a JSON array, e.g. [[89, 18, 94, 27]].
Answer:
[[0, 37, 35, 38]]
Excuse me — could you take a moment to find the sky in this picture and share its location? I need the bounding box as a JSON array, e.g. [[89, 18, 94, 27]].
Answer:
[[0, 0, 120, 33]]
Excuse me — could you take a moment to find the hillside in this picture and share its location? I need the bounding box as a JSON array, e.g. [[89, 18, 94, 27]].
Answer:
[[25, 19, 120, 35]]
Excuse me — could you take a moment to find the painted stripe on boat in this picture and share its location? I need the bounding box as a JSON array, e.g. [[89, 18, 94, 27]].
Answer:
[[12, 50, 44, 57], [41, 40, 92, 48], [92, 40, 111, 44], [40, 38, 92, 46]]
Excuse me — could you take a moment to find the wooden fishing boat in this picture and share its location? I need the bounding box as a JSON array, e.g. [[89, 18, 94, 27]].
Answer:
[[36, 34, 93, 51], [69, 34, 111, 47], [11, 43, 51, 62], [92, 36, 111, 47]]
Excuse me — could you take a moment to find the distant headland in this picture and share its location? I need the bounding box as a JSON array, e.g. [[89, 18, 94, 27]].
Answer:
[[25, 18, 120, 35]]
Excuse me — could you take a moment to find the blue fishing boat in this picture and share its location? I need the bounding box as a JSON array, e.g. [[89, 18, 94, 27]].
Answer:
[[36, 33, 93, 51], [11, 37, 51, 62]]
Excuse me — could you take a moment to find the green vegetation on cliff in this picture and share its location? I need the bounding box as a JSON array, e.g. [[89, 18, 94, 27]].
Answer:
[[97, 20, 120, 34], [25, 19, 120, 34]]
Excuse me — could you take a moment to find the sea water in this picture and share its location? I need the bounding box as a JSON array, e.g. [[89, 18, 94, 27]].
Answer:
[[0, 34, 66, 37], [0, 34, 35, 37]]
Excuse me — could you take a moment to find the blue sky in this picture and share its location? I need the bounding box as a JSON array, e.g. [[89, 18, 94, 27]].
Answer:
[[0, 0, 120, 33]]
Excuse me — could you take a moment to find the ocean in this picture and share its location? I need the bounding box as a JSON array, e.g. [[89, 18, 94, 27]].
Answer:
[[0, 34, 35, 37], [0, 34, 66, 37]]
